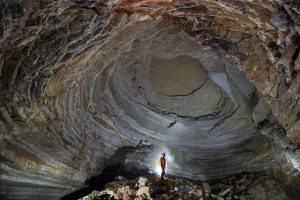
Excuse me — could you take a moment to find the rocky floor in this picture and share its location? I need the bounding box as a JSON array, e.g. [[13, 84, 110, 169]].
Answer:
[[80, 173, 292, 200]]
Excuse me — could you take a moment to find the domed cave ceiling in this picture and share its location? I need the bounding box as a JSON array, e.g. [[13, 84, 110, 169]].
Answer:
[[0, 0, 300, 199]]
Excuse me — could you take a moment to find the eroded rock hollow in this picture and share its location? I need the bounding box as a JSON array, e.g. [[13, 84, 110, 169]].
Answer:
[[0, 0, 300, 199]]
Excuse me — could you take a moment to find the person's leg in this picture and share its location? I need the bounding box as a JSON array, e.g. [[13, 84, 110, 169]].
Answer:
[[161, 168, 165, 180]]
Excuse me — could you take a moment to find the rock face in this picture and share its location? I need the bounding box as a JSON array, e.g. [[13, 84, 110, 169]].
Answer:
[[0, 0, 300, 199]]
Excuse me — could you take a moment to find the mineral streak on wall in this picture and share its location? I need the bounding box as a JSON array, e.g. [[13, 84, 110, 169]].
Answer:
[[0, 0, 300, 199]]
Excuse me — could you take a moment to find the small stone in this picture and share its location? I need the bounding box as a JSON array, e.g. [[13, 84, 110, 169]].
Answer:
[[220, 188, 231, 196], [202, 182, 211, 194], [138, 177, 149, 187], [136, 186, 151, 199], [116, 176, 126, 181]]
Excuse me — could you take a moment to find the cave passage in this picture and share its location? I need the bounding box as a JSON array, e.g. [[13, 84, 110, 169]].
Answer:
[[1, 0, 300, 200]]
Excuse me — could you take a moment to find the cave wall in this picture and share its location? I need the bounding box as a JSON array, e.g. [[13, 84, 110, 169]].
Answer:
[[0, 0, 300, 199]]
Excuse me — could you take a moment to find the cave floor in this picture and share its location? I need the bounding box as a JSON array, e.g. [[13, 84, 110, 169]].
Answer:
[[78, 172, 299, 200]]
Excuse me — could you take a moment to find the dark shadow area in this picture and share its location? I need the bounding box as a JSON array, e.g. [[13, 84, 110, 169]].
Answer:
[[60, 144, 152, 200], [60, 164, 122, 200]]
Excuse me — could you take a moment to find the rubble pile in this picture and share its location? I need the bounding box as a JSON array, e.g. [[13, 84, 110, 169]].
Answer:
[[82, 173, 289, 200]]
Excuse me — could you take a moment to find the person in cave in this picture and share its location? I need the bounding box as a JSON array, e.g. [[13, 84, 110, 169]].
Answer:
[[158, 153, 167, 180]]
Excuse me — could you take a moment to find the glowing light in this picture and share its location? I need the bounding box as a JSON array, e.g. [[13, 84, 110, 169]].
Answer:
[[151, 146, 175, 176], [155, 164, 162, 175]]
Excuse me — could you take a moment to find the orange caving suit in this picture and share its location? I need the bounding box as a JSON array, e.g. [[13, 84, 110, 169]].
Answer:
[[158, 157, 166, 179]]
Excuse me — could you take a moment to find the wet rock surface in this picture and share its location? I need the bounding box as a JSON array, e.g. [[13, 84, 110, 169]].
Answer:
[[80, 173, 297, 200], [1, 0, 300, 199]]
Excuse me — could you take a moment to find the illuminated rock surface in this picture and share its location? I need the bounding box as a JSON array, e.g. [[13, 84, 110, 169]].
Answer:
[[80, 173, 298, 200], [0, 0, 300, 199], [81, 174, 293, 200]]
